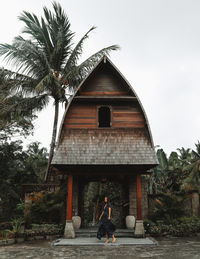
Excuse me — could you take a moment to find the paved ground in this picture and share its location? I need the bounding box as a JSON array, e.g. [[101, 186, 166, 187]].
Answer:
[[1, 236, 200, 259]]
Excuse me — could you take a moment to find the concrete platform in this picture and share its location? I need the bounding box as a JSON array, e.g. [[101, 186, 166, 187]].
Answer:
[[52, 237, 157, 246]]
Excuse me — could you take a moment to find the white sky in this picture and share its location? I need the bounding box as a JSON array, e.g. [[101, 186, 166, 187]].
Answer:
[[0, 0, 200, 154]]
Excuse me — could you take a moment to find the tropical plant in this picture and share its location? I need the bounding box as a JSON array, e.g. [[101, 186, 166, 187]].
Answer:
[[147, 149, 183, 194], [147, 144, 200, 223], [0, 68, 38, 141], [24, 142, 48, 181], [0, 141, 48, 221], [149, 192, 186, 222], [144, 216, 200, 237], [30, 189, 65, 224], [148, 147, 200, 194], [181, 142, 200, 191], [6, 217, 24, 238], [0, 2, 119, 180]]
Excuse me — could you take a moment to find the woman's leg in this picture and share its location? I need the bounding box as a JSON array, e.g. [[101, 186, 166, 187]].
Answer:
[[105, 232, 109, 243], [112, 234, 116, 243]]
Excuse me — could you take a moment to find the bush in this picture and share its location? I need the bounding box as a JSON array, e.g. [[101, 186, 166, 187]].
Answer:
[[149, 193, 186, 223], [144, 216, 200, 237], [24, 223, 64, 237], [29, 190, 65, 224]]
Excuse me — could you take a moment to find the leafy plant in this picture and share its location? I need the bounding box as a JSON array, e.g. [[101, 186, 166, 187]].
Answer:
[[0, 141, 48, 221], [144, 216, 200, 237], [149, 192, 186, 222], [6, 217, 24, 238], [30, 189, 65, 224]]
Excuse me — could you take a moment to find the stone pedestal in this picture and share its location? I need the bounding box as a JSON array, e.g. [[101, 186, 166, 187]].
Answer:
[[64, 220, 75, 239], [134, 220, 145, 238]]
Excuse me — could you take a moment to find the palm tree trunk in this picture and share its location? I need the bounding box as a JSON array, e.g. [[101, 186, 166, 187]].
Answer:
[[45, 100, 59, 181]]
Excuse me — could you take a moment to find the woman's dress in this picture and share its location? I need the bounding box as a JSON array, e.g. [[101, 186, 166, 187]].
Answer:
[[97, 203, 116, 240]]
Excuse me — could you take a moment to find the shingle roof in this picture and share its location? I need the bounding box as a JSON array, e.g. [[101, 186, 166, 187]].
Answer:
[[52, 128, 158, 165]]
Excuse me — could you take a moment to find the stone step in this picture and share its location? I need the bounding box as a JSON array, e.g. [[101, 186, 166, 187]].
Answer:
[[75, 228, 134, 238]]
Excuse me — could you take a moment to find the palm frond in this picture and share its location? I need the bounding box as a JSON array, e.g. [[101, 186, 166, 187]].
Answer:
[[46, 2, 74, 70], [0, 94, 49, 122], [64, 26, 96, 72], [19, 10, 53, 55], [0, 37, 50, 77], [77, 44, 120, 78]]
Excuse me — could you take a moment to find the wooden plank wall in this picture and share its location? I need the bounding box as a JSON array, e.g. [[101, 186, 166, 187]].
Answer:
[[64, 104, 145, 129], [112, 105, 145, 128], [64, 104, 97, 128], [79, 71, 129, 96]]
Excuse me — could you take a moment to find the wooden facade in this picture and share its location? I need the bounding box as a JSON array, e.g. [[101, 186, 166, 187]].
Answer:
[[50, 56, 158, 230]]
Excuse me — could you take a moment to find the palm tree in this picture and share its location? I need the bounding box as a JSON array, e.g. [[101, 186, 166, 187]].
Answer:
[[0, 2, 119, 180]]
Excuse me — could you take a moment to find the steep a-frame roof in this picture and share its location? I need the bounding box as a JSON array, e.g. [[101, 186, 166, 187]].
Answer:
[[51, 56, 158, 171]]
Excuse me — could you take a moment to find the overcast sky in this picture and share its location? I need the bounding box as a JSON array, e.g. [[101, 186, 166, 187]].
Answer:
[[0, 0, 200, 154]]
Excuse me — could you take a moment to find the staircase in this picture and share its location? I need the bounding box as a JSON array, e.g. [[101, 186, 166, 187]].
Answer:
[[75, 228, 134, 238]]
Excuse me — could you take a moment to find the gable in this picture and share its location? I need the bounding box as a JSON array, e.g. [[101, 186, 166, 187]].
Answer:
[[77, 61, 134, 96]]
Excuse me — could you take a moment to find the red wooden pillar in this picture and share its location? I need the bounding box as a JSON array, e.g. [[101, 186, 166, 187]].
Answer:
[[67, 174, 73, 220], [136, 174, 142, 220]]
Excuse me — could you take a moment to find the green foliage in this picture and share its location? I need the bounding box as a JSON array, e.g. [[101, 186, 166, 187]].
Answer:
[[149, 193, 186, 222], [24, 224, 63, 237], [5, 217, 24, 238], [0, 141, 48, 221], [148, 144, 200, 195], [144, 216, 200, 237], [0, 68, 37, 141], [147, 144, 200, 222], [30, 189, 65, 224]]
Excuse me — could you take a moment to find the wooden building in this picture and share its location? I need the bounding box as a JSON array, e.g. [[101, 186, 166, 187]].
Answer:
[[50, 56, 158, 237]]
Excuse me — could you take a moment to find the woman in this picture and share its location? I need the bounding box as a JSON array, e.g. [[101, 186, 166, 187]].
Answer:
[[97, 196, 116, 243]]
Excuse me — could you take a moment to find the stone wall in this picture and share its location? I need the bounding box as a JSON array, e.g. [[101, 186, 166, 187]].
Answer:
[[184, 192, 199, 217]]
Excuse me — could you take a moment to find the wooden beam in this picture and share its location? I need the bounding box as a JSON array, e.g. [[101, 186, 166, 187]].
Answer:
[[74, 95, 137, 100], [136, 174, 142, 220], [67, 174, 73, 220]]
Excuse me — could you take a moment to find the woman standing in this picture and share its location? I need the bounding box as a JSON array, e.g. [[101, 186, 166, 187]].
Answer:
[[97, 196, 116, 243]]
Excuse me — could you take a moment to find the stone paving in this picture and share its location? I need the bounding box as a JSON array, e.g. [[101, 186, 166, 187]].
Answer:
[[0, 236, 200, 259], [52, 237, 156, 246]]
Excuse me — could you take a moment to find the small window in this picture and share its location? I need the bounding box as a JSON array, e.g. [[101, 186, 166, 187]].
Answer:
[[98, 106, 111, 127]]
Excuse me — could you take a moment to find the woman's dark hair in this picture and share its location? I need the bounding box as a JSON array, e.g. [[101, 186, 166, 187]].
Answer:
[[104, 196, 109, 203]]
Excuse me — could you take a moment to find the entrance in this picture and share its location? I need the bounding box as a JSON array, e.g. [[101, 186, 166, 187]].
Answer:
[[82, 180, 128, 228]]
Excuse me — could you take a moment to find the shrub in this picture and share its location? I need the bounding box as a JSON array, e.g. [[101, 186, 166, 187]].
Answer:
[[149, 193, 186, 223], [24, 223, 64, 237], [29, 190, 65, 224], [144, 216, 200, 237]]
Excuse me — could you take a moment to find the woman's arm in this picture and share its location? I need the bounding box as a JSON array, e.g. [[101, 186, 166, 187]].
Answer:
[[108, 207, 111, 220], [99, 211, 104, 220]]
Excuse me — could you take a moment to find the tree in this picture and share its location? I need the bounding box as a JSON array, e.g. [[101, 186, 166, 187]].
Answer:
[[181, 142, 200, 191], [0, 2, 119, 180], [0, 68, 47, 141], [0, 141, 48, 221], [0, 69, 32, 140]]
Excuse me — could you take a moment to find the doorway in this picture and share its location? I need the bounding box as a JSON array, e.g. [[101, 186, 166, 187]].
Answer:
[[82, 180, 128, 228]]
